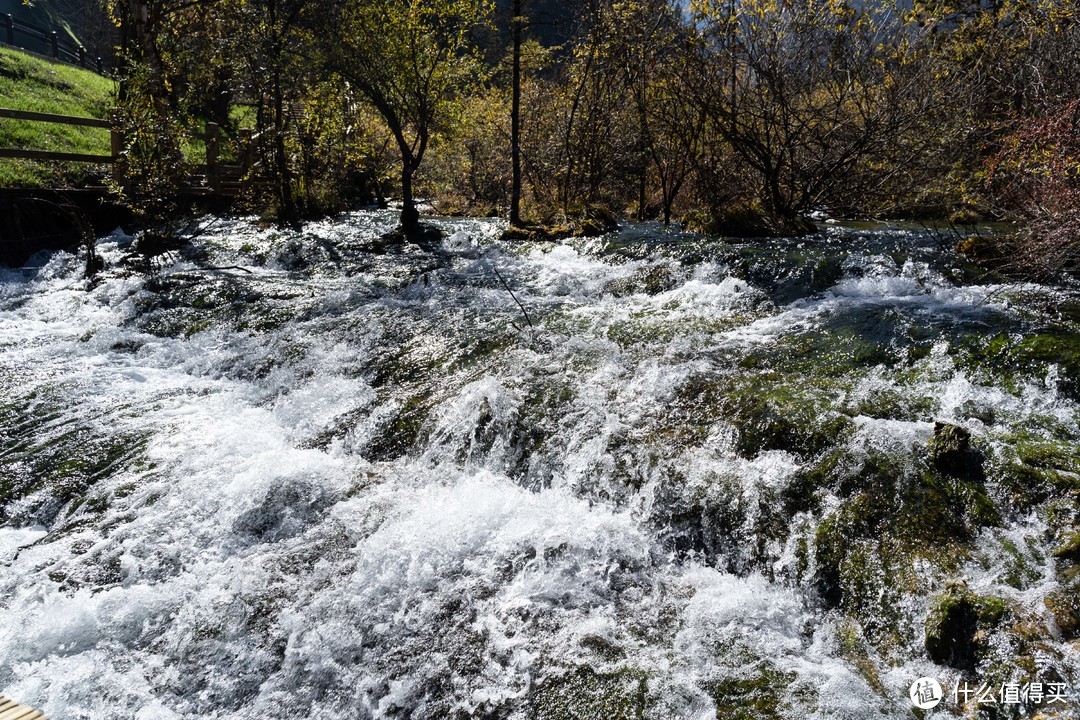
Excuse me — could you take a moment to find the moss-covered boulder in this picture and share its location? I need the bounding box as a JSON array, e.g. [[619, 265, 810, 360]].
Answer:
[[1044, 586, 1080, 640], [528, 666, 647, 720], [925, 583, 1010, 671], [602, 265, 678, 298], [929, 422, 985, 482], [706, 662, 797, 720], [683, 204, 817, 238]]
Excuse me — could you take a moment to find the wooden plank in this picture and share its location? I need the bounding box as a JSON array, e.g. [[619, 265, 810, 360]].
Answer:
[[0, 710, 44, 720], [0, 696, 43, 720], [0, 108, 111, 129], [0, 148, 114, 163]]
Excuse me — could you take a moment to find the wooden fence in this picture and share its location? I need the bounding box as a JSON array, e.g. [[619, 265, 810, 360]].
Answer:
[[1, 14, 107, 74], [0, 107, 255, 198]]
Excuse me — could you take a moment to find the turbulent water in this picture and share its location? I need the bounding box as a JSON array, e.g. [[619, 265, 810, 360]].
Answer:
[[1, 211, 1078, 719]]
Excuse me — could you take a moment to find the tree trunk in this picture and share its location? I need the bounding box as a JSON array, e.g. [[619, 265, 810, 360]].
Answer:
[[400, 157, 420, 233], [272, 66, 301, 230], [509, 0, 523, 227]]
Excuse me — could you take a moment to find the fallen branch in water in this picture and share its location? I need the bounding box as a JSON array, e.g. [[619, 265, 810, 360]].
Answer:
[[200, 265, 255, 274], [490, 264, 535, 339]]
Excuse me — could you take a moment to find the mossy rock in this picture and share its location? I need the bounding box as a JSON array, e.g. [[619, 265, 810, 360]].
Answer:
[[363, 393, 433, 461], [969, 331, 1080, 401], [528, 666, 647, 720], [955, 234, 1004, 267], [813, 453, 998, 610], [602, 265, 678, 298], [1053, 531, 1080, 564], [925, 583, 1011, 671], [686, 373, 853, 459], [683, 204, 817, 238], [1044, 584, 1080, 640], [929, 422, 985, 482], [0, 385, 149, 524], [507, 208, 620, 242], [990, 435, 1080, 512], [380, 222, 444, 247], [705, 662, 798, 720]]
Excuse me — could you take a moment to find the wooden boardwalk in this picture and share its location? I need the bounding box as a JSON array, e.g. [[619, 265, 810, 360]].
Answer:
[[0, 694, 47, 720]]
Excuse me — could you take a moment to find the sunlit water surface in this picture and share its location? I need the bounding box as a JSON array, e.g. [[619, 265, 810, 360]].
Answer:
[[1, 212, 1077, 719]]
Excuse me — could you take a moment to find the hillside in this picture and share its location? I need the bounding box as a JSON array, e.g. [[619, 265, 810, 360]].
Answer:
[[0, 44, 115, 187], [0, 0, 81, 47]]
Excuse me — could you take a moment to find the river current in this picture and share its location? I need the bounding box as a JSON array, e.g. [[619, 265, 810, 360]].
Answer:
[[0, 212, 1077, 719]]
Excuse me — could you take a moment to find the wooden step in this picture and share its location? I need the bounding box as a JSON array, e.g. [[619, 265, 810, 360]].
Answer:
[[0, 695, 48, 720]]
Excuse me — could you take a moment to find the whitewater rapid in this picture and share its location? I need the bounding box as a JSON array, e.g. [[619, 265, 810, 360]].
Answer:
[[0, 212, 1076, 719]]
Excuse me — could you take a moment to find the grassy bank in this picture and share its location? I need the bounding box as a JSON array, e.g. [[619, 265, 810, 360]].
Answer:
[[0, 45, 115, 187]]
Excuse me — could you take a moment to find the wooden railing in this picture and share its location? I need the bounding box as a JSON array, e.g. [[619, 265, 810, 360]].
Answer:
[[1, 14, 107, 75], [0, 107, 255, 197]]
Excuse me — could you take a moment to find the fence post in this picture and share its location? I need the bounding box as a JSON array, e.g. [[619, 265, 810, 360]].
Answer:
[[49, 31, 58, 58], [206, 122, 220, 193], [110, 111, 124, 188], [97, 57, 104, 74], [78, 46, 86, 67], [4, 15, 13, 46]]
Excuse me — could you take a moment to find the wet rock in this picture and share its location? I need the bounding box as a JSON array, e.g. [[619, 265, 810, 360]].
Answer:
[[683, 204, 817, 238], [232, 477, 333, 543], [381, 223, 444, 247], [925, 582, 1009, 671], [705, 663, 797, 720], [528, 666, 646, 720], [929, 422, 985, 482], [501, 207, 620, 242], [1045, 587, 1080, 640], [602, 265, 677, 297], [1053, 531, 1080, 565]]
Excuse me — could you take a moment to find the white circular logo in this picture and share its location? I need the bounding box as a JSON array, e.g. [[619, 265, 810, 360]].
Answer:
[[910, 677, 943, 709]]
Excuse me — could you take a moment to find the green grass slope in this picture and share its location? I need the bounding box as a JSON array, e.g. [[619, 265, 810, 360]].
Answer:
[[0, 0, 82, 47], [0, 44, 114, 187]]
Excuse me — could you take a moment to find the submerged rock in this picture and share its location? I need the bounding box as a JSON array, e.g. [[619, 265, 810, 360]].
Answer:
[[502, 207, 620, 242], [381, 222, 445, 247], [528, 666, 646, 720], [924, 582, 1009, 671], [929, 422, 985, 482], [602, 265, 678, 297]]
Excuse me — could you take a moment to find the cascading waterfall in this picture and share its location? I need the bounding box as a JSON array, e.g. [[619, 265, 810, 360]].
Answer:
[[1, 211, 1077, 719]]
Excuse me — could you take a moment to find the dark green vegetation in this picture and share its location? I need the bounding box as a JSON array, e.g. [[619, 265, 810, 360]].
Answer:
[[0, 45, 115, 187]]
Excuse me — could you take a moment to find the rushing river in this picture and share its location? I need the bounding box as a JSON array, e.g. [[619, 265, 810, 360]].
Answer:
[[0, 211, 1077, 719]]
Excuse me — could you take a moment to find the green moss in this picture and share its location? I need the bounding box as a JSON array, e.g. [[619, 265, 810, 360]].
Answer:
[[528, 666, 647, 720], [705, 662, 798, 720], [679, 372, 853, 458], [836, 621, 887, 696], [962, 330, 1080, 401], [602, 265, 677, 298], [1053, 531, 1080, 564], [989, 434, 1080, 512], [1044, 585, 1080, 639], [813, 450, 997, 625], [925, 583, 1011, 670]]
